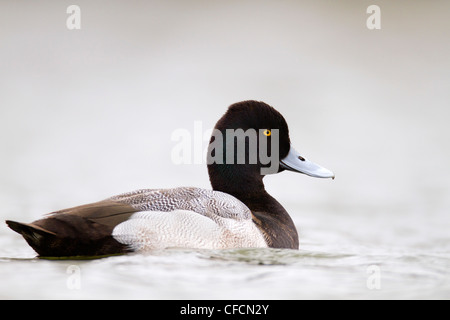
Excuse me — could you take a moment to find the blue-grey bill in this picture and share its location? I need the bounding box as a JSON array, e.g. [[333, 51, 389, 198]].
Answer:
[[280, 145, 335, 179]]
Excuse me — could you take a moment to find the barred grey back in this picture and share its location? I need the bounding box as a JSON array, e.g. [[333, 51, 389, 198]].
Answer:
[[108, 187, 251, 221]]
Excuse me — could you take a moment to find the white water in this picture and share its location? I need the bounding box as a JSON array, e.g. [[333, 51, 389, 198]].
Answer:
[[1, 1, 449, 299]]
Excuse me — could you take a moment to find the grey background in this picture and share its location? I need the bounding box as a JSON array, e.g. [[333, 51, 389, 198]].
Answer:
[[0, 1, 449, 299]]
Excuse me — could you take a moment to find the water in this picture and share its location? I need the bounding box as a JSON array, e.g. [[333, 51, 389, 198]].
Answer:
[[1, 204, 449, 299], [1, 1, 450, 299], [1, 246, 448, 300]]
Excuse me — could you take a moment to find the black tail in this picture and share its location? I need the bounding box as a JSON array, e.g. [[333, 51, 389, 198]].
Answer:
[[6, 220, 58, 256], [6, 220, 57, 238], [6, 217, 130, 258]]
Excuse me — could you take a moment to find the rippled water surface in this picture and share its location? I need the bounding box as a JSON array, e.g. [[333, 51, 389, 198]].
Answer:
[[1, 205, 449, 299]]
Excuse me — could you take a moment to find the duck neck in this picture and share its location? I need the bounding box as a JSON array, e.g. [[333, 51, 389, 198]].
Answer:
[[208, 163, 265, 199], [208, 164, 299, 249]]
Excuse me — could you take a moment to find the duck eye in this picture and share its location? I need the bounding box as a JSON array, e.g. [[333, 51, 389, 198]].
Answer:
[[263, 129, 271, 137]]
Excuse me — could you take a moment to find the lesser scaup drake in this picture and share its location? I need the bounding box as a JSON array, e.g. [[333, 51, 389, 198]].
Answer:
[[6, 100, 334, 257]]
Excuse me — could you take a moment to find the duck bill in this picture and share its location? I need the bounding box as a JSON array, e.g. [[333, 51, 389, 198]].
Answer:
[[280, 145, 335, 179]]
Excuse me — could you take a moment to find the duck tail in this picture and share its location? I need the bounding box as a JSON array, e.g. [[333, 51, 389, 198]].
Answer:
[[5, 220, 57, 256]]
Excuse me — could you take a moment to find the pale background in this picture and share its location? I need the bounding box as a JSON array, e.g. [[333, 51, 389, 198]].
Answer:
[[0, 0, 449, 299]]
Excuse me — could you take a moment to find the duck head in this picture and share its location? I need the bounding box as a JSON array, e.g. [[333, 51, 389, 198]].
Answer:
[[207, 100, 334, 195]]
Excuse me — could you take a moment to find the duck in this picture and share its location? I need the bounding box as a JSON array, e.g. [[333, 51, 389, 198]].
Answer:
[[6, 100, 334, 257]]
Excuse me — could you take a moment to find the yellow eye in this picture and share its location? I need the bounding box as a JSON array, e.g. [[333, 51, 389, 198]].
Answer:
[[263, 129, 271, 136]]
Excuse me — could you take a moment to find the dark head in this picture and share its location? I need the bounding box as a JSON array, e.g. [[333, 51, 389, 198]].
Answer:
[[207, 100, 334, 197]]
